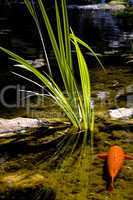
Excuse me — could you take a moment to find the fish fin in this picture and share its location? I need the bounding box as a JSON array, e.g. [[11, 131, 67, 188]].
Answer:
[[97, 153, 107, 160], [125, 154, 133, 160]]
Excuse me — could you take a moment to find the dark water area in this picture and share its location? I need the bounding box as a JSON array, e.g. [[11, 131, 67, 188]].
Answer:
[[0, 2, 133, 66], [0, 2, 44, 103], [68, 4, 133, 54], [0, 2, 133, 59]]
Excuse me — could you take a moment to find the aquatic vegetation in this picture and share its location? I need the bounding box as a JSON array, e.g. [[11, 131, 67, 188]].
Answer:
[[0, 0, 103, 131]]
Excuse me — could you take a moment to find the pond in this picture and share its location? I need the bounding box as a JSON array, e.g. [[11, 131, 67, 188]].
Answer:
[[0, 1, 133, 200], [0, 64, 133, 200]]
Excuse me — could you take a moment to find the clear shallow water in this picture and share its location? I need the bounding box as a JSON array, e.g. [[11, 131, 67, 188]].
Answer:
[[0, 64, 133, 200], [0, 58, 133, 200]]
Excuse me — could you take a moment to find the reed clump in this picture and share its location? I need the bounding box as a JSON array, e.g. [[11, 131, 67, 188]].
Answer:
[[0, 0, 103, 131]]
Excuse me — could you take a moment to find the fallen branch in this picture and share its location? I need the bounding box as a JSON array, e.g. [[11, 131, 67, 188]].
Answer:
[[0, 117, 71, 138]]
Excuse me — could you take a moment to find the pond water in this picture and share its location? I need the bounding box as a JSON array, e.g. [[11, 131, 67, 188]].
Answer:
[[68, 4, 133, 55], [0, 65, 133, 200], [0, 2, 133, 200]]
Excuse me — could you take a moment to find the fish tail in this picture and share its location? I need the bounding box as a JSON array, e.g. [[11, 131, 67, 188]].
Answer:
[[108, 178, 114, 192], [108, 182, 114, 192]]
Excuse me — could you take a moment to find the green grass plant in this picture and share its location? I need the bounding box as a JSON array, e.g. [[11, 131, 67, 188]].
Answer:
[[0, 0, 103, 131]]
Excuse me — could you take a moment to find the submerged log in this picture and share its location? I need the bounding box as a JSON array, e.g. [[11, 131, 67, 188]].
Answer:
[[0, 117, 70, 138]]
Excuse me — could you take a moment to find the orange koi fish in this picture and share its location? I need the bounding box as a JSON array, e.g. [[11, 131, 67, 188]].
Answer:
[[97, 145, 133, 192]]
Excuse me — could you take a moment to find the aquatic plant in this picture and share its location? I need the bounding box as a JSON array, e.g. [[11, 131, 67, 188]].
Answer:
[[0, 0, 103, 131]]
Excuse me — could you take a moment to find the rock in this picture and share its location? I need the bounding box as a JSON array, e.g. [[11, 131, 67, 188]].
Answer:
[[0, 117, 48, 133], [14, 58, 46, 69], [109, 108, 133, 119], [97, 91, 109, 102], [68, 3, 126, 12], [111, 4, 126, 11], [108, 1, 126, 11], [109, 1, 127, 6]]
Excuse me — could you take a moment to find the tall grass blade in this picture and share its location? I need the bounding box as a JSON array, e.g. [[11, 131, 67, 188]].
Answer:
[[70, 34, 105, 71], [55, 0, 78, 111], [37, 0, 73, 95], [24, 0, 52, 76], [54, 1, 69, 90], [61, 0, 72, 69], [71, 31, 91, 130]]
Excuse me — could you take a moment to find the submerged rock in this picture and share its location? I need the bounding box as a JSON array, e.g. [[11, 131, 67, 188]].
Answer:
[[14, 58, 46, 69], [0, 117, 48, 134], [109, 0, 127, 6], [109, 108, 133, 119], [97, 91, 109, 102], [68, 2, 126, 11]]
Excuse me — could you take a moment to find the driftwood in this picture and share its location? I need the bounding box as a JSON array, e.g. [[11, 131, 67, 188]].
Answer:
[[0, 117, 70, 138], [0, 117, 73, 155]]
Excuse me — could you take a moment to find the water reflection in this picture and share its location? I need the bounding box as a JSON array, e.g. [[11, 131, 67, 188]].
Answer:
[[68, 4, 133, 54], [0, 1, 133, 64], [100, 0, 106, 4], [129, 0, 133, 6]]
